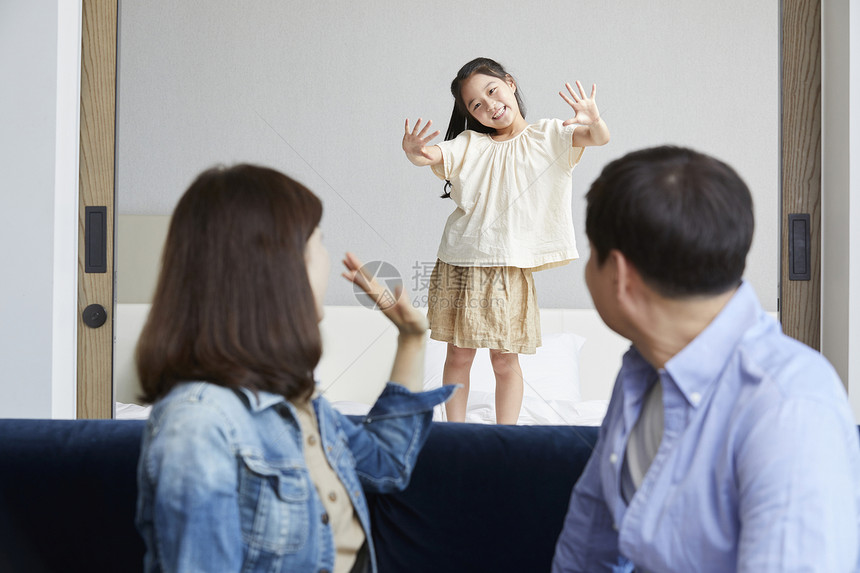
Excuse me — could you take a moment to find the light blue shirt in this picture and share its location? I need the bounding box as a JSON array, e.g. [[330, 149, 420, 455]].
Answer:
[[552, 282, 860, 572]]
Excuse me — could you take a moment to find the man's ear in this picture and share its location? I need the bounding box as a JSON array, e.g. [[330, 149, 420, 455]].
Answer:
[[611, 249, 642, 307], [607, 250, 625, 292]]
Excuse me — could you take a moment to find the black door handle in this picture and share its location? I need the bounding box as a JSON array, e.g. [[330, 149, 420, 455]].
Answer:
[[82, 304, 108, 328]]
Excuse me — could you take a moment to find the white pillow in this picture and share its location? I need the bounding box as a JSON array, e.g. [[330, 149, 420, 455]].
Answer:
[[423, 333, 586, 424]]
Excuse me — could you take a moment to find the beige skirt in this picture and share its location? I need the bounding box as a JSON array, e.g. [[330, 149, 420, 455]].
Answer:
[[426, 260, 541, 354]]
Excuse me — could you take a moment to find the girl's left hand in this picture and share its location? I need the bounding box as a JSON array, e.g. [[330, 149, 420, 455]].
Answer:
[[560, 81, 601, 126], [341, 252, 429, 336]]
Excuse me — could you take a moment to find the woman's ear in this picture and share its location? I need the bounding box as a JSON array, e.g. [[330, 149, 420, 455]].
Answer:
[[506, 74, 516, 92]]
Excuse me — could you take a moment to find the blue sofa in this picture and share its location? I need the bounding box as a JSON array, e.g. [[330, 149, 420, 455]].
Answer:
[[0, 419, 598, 573]]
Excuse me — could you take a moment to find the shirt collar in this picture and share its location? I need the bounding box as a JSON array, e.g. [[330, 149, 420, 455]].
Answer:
[[619, 347, 661, 430], [235, 384, 323, 413], [663, 281, 762, 407], [236, 386, 287, 412]]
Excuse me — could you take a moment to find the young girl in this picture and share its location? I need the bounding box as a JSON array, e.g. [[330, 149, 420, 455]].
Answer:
[[403, 57, 610, 424], [134, 164, 455, 573]]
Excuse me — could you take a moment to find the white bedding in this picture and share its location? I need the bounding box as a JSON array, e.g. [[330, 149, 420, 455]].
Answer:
[[117, 332, 608, 425], [420, 333, 607, 426], [116, 401, 151, 420], [115, 304, 625, 424]]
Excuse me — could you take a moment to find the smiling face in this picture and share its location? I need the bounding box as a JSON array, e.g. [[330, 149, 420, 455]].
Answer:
[[459, 72, 524, 132]]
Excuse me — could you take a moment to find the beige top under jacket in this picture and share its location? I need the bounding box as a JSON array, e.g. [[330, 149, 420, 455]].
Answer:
[[292, 398, 364, 573]]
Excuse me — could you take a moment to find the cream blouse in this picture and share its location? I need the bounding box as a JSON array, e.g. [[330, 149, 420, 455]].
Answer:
[[431, 118, 585, 271]]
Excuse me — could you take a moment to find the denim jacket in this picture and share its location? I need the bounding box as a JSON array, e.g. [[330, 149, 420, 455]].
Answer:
[[136, 381, 455, 573]]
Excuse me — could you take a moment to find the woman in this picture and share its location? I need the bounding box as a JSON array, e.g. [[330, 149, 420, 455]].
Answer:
[[134, 164, 454, 573]]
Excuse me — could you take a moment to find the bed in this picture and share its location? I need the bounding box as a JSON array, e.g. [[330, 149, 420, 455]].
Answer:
[[114, 303, 629, 425]]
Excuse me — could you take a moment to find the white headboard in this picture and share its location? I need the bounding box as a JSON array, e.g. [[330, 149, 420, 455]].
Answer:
[[115, 304, 629, 406]]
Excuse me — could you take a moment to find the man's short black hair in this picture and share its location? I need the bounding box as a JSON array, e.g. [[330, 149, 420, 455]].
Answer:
[[585, 146, 754, 297]]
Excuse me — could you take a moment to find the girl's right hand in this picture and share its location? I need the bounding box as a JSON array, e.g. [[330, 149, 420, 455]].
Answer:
[[402, 118, 442, 166]]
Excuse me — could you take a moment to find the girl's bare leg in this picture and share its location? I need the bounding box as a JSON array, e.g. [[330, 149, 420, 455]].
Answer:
[[489, 350, 523, 425], [443, 343, 477, 422]]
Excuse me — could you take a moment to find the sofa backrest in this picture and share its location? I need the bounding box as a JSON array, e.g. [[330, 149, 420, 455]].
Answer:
[[0, 419, 146, 573], [368, 422, 599, 572], [0, 419, 598, 572]]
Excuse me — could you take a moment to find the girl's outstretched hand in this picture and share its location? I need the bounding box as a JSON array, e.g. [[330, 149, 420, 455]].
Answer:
[[402, 118, 442, 166], [342, 252, 428, 336], [560, 81, 601, 126]]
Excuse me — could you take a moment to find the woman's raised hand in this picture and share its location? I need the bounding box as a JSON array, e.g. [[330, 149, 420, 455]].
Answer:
[[402, 118, 441, 166], [560, 81, 601, 126], [342, 252, 428, 336]]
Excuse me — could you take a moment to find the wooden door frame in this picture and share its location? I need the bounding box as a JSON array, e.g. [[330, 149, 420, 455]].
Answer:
[[780, 0, 822, 351], [77, 0, 117, 419]]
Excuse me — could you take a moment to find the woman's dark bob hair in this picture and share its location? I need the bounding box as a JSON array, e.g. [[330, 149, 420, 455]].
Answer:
[[136, 164, 323, 403]]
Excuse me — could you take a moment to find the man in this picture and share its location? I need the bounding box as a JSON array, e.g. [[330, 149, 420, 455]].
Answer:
[[552, 146, 860, 572]]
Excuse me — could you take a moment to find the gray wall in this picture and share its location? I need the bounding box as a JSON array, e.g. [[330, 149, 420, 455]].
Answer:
[[0, 1, 77, 418], [117, 0, 779, 310], [822, 0, 860, 418]]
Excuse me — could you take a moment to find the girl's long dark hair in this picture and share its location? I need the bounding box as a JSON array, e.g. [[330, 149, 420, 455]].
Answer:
[[441, 57, 527, 198], [136, 164, 324, 403]]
